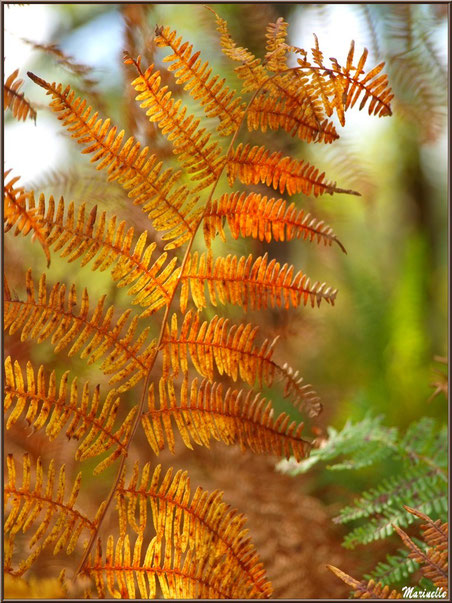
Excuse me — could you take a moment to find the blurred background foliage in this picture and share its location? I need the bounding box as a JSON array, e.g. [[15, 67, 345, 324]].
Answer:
[[4, 3, 448, 598]]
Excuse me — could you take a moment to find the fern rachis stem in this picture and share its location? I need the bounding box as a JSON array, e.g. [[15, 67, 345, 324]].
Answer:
[[74, 63, 341, 581]]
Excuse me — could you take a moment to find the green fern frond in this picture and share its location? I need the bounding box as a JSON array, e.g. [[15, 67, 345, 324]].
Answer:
[[277, 415, 397, 474], [366, 544, 422, 586]]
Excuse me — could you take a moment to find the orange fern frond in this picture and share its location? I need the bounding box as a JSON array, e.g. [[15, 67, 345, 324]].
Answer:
[[327, 565, 402, 599], [264, 17, 289, 72], [247, 93, 339, 144], [227, 143, 360, 197], [4, 171, 50, 266], [340, 40, 393, 118], [5, 453, 102, 576], [267, 69, 331, 135], [86, 531, 259, 599], [142, 377, 311, 460], [4, 270, 157, 393], [209, 7, 270, 93], [404, 505, 448, 552], [154, 25, 246, 135], [180, 251, 337, 312], [203, 191, 345, 251], [25, 194, 179, 316], [4, 356, 135, 474], [4, 69, 37, 122], [27, 72, 201, 249], [393, 521, 448, 592], [22, 38, 103, 107], [295, 37, 393, 126], [161, 310, 322, 417], [126, 54, 226, 192], [114, 462, 272, 598]]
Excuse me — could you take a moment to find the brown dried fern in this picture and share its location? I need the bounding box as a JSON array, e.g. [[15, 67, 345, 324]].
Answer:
[[142, 377, 311, 460], [328, 506, 448, 598], [4, 171, 50, 266], [27, 72, 202, 249], [227, 143, 361, 197], [180, 251, 337, 312], [14, 193, 179, 316], [4, 357, 135, 475], [5, 454, 103, 576], [113, 462, 272, 598], [126, 53, 226, 192], [4, 270, 157, 393], [161, 310, 322, 417], [204, 191, 346, 250], [3, 9, 396, 596], [4, 69, 37, 122], [154, 24, 246, 136]]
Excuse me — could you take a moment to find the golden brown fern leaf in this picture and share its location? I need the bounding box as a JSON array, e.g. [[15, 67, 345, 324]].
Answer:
[[87, 531, 258, 599], [227, 143, 360, 197], [142, 377, 311, 460], [27, 72, 201, 249], [180, 251, 337, 313], [204, 191, 345, 251], [404, 505, 448, 552], [4, 69, 37, 122], [22, 38, 103, 109], [4, 171, 50, 266], [327, 565, 402, 599], [296, 36, 393, 127], [393, 516, 448, 593], [247, 93, 339, 144], [112, 462, 272, 598], [264, 17, 289, 73], [209, 10, 337, 142], [23, 193, 179, 316], [4, 356, 135, 475], [4, 453, 103, 576], [4, 270, 157, 393], [154, 25, 246, 135], [125, 54, 226, 192], [161, 310, 322, 417], [209, 7, 270, 94]]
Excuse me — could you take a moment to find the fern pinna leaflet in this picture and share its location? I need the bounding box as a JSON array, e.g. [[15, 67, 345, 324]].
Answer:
[[4, 7, 395, 598]]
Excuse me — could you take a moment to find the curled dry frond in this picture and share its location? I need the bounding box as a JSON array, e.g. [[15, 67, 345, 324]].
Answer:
[[27, 72, 201, 249], [112, 462, 272, 598], [180, 251, 337, 312], [404, 505, 448, 551], [4, 356, 135, 474], [154, 25, 246, 135], [327, 565, 402, 599], [142, 377, 311, 460], [209, 9, 338, 141], [126, 54, 226, 192], [4, 171, 50, 266], [21, 193, 179, 317], [4, 270, 157, 393], [296, 36, 393, 127], [227, 143, 360, 197], [161, 310, 322, 417], [4, 69, 37, 122], [264, 17, 289, 72], [204, 191, 345, 251], [393, 520, 448, 592], [5, 453, 102, 576]]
